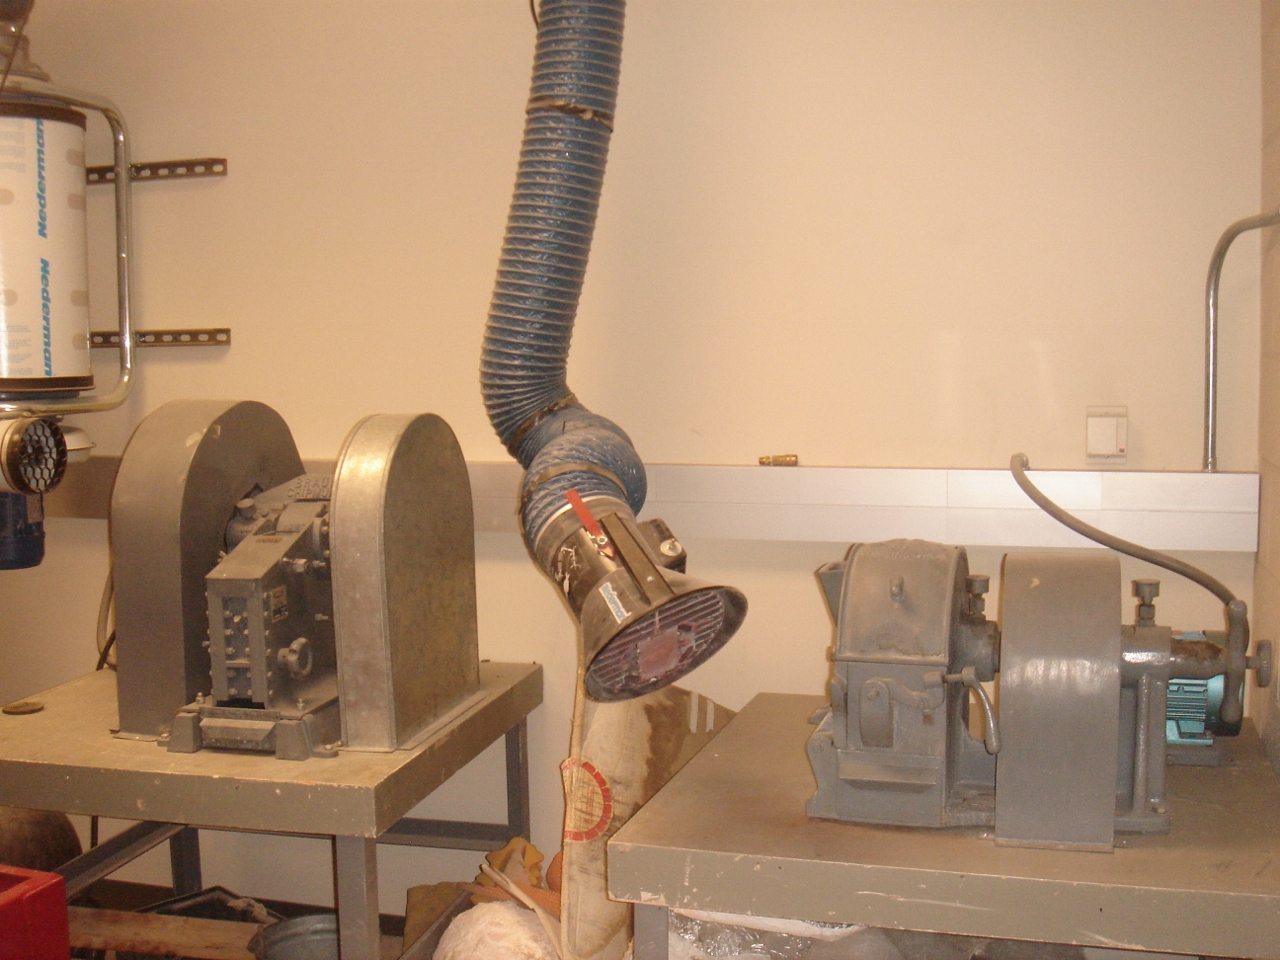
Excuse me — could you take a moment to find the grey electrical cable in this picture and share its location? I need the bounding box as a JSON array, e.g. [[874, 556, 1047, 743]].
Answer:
[[91, 562, 113, 846], [1009, 453, 1235, 606], [95, 566, 115, 669]]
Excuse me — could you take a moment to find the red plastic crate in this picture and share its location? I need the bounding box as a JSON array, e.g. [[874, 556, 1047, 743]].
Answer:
[[0, 865, 69, 960]]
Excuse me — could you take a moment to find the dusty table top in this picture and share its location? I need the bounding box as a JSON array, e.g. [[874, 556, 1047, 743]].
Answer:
[[609, 691, 1280, 958], [0, 661, 542, 838]]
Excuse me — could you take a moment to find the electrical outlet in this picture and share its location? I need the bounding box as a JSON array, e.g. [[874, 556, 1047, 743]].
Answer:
[[1086, 406, 1127, 463]]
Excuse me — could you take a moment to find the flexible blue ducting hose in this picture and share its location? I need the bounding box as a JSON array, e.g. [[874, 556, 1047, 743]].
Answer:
[[481, 0, 644, 549]]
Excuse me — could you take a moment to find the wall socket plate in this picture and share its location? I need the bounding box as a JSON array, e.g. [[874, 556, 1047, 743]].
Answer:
[[1086, 405, 1128, 463]]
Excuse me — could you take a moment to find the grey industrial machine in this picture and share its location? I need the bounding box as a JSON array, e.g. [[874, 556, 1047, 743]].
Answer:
[[807, 456, 1273, 851], [110, 400, 479, 760]]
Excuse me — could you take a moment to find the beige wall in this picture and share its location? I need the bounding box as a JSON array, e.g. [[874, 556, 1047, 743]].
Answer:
[[26, 0, 1263, 473], [1259, 0, 1280, 750], [0, 0, 1265, 914]]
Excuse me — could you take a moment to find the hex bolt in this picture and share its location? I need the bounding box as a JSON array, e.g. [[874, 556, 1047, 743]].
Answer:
[[1133, 579, 1160, 626], [966, 574, 990, 617]]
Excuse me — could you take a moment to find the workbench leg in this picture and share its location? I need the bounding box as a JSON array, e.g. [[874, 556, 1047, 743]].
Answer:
[[168, 827, 202, 896], [633, 904, 669, 960], [333, 835, 380, 960], [506, 717, 531, 839]]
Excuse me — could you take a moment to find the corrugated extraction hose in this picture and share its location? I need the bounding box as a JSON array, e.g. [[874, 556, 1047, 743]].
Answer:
[[480, 0, 747, 703], [481, 0, 643, 547]]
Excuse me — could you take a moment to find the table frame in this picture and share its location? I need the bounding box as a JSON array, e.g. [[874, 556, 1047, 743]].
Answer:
[[0, 662, 542, 960]]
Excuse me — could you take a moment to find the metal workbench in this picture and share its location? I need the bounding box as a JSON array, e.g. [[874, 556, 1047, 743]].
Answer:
[[0, 661, 542, 960], [608, 692, 1280, 959]]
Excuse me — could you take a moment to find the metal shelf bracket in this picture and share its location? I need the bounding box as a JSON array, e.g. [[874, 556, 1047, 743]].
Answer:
[[86, 157, 227, 185], [91, 328, 231, 349]]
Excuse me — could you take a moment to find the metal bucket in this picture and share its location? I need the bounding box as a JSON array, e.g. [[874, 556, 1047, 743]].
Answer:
[[249, 914, 338, 960]]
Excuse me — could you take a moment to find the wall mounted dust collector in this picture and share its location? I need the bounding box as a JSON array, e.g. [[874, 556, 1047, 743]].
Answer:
[[480, 0, 745, 700], [0, 0, 137, 569]]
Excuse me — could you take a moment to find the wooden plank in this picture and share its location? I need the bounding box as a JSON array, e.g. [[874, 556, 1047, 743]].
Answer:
[[67, 906, 260, 960]]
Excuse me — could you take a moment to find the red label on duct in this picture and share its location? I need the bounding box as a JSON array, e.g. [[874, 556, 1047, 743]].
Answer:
[[561, 758, 613, 843]]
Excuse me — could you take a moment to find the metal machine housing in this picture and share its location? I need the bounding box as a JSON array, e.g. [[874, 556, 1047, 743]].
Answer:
[[111, 400, 479, 760], [807, 539, 1268, 850]]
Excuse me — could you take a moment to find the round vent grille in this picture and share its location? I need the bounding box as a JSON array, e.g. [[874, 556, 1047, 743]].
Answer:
[[585, 586, 744, 702], [1, 418, 67, 495]]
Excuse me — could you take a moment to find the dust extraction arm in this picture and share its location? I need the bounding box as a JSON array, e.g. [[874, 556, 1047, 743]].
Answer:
[[480, 0, 745, 701]]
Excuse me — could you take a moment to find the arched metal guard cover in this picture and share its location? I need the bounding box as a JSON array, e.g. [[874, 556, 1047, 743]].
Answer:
[[996, 552, 1121, 851], [111, 400, 304, 740], [330, 414, 480, 752]]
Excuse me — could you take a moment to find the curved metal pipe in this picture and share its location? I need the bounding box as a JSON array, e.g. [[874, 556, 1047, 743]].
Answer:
[[1203, 206, 1280, 472], [0, 84, 134, 418]]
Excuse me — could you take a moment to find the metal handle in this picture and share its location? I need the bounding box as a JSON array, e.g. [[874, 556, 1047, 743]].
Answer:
[[941, 666, 1001, 755]]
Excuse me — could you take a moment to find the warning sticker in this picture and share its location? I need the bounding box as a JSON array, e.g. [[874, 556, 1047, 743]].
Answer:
[[267, 586, 288, 623]]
